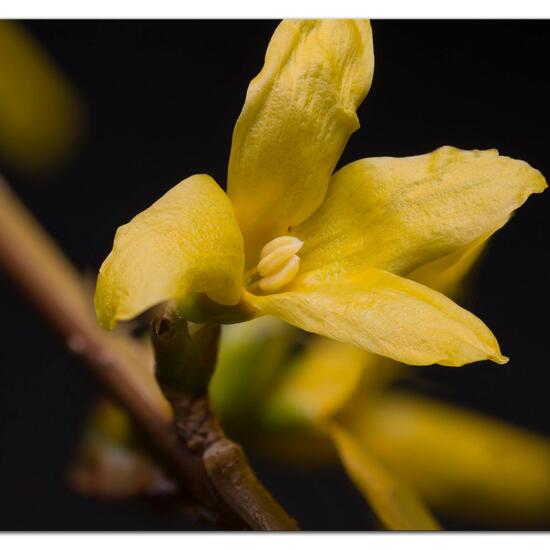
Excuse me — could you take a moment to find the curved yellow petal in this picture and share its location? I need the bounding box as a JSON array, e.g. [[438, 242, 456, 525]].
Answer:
[[95, 174, 244, 329], [246, 269, 507, 367], [325, 421, 440, 530], [228, 19, 374, 265], [294, 146, 546, 277], [348, 391, 550, 527], [261, 336, 366, 426]]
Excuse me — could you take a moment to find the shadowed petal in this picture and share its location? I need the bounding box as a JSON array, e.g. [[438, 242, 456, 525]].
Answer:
[[344, 391, 550, 527], [325, 421, 440, 530], [261, 337, 366, 426]]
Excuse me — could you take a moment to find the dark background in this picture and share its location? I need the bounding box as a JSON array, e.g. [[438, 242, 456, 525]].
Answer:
[[0, 20, 548, 530]]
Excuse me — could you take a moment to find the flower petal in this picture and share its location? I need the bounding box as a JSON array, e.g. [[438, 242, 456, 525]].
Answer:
[[261, 336, 366, 427], [227, 19, 374, 265], [95, 174, 244, 329], [347, 391, 550, 527], [246, 268, 507, 367], [325, 421, 440, 530], [294, 146, 546, 277], [408, 218, 505, 297]]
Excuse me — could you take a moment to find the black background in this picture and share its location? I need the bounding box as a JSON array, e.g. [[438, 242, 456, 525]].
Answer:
[[0, 20, 548, 530]]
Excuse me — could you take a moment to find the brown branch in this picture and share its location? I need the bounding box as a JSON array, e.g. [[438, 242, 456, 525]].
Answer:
[[204, 436, 299, 530], [0, 177, 298, 530], [152, 316, 299, 531]]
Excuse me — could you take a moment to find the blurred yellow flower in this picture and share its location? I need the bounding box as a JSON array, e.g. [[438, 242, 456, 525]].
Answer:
[[75, 310, 550, 529], [338, 389, 550, 529], [243, 242, 550, 529], [0, 21, 84, 175], [95, 19, 545, 367]]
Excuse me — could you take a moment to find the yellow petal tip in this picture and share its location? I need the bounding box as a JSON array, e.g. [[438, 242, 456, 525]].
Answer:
[[536, 173, 548, 192], [526, 165, 548, 194], [493, 353, 509, 365]]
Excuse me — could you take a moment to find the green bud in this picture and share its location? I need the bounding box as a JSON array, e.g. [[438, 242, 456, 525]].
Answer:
[[152, 308, 220, 397]]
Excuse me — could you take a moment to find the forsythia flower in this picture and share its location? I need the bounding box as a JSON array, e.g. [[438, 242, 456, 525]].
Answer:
[[75, 231, 550, 529], [248, 327, 550, 530], [95, 19, 546, 367], [0, 21, 83, 174], [72, 320, 550, 529], [210, 240, 550, 529]]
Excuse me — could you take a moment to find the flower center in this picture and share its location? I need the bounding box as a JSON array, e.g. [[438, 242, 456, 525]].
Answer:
[[248, 236, 303, 293]]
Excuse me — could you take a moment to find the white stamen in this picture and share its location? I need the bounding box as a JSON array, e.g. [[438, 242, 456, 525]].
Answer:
[[258, 242, 303, 277], [251, 235, 304, 293], [260, 236, 303, 259], [258, 255, 301, 293]]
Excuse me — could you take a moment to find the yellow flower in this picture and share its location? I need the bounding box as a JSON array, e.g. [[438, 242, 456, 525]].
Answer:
[[95, 19, 546, 367], [79, 238, 550, 528], [337, 390, 550, 529], [247, 244, 550, 529], [0, 21, 84, 174]]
